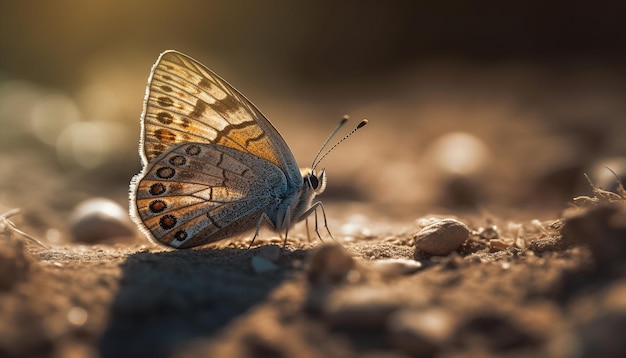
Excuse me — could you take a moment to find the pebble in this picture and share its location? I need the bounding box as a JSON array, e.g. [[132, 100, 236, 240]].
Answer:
[[251, 256, 278, 274], [426, 132, 490, 177], [323, 285, 400, 328], [67, 306, 89, 326], [69, 198, 135, 243], [370, 258, 423, 277], [414, 218, 470, 256], [388, 308, 455, 356], [306, 244, 356, 285], [490, 238, 513, 251], [255, 244, 281, 262]]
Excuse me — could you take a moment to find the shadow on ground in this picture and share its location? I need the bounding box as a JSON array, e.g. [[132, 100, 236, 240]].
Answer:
[[98, 246, 305, 358]]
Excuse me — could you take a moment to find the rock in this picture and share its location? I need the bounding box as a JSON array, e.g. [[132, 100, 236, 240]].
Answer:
[[306, 244, 356, 285], [255, 244, 281, 262], [414, 219, 470, 256], [490, 238, 513, 251], [67, 306, 89, 326], [528, 235, 569, 253], [251, 256, 278, 274], [388, 308, 456, 356], [323, 285, 400, 328], [423, 132, 490, 208], [425, 132, 490, 178], [370, 258, 423, 278], [69, 198, 135, 243]]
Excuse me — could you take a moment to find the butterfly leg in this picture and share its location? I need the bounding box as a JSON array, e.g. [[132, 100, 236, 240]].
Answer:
[[305, 217, 311, 242], [307, 208, 324, 242], [304, 211, 320, 243], [298, 201, 334, 242], [316, 202, 335, 241], [248, 213, 276, 249], [282, 207, 294, 249], [283, 226, 289, 249], [299, 205, 321, 242]]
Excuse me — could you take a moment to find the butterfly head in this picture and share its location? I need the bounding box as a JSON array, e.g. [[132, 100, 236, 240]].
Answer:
[[301, 116, 367, 198], [301, 168, 327, 195]]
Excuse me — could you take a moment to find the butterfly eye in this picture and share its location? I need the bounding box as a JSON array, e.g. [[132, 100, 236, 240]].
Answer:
[[310, 169, 326, 194], [308, 174, 319, 190]]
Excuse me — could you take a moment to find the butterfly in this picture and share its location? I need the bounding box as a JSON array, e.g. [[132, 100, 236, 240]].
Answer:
[[129, 50, 367, 249]]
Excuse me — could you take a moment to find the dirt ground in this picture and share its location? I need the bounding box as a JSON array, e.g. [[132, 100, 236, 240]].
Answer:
[[2, 59, 626, 358], [2, 195, 626, 358]]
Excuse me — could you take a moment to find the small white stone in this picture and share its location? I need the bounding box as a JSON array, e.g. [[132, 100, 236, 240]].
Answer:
[[67, 306, 88, 326], [414, 218, 470, 256], [425, 132, 490, 176], [490, 238, 513, 251], [256, 244, 281, 262], [370, 258, 423, 277], [69, 197, 134, 243], [251, 255, 278, 274]]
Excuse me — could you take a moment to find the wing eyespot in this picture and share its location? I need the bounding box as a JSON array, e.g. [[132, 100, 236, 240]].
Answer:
[[174, 230, 188, 241], [149, 183, 166, 195], [149, 200, 167, 213], [185, 145, 201, 156], [159, 214, 177, 230], [156, 167, 176, 179], [168, 155, 187, 166]]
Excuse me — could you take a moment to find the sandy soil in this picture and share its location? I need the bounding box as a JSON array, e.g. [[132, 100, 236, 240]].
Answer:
[[1, 191, 626, 358], [1, 62, 626, 358]]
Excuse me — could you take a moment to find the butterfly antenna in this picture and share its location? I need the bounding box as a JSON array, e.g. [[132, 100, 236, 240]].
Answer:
[[312, 118, 368, 170], [310, 115, 349, 168]]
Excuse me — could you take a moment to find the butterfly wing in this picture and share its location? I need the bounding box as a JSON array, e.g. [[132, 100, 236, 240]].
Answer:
[[139, 50, 301, 184], [132, 143, 289, 248]]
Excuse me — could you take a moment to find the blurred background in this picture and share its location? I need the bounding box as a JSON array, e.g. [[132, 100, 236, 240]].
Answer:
[[1, 0, 626, 239]]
